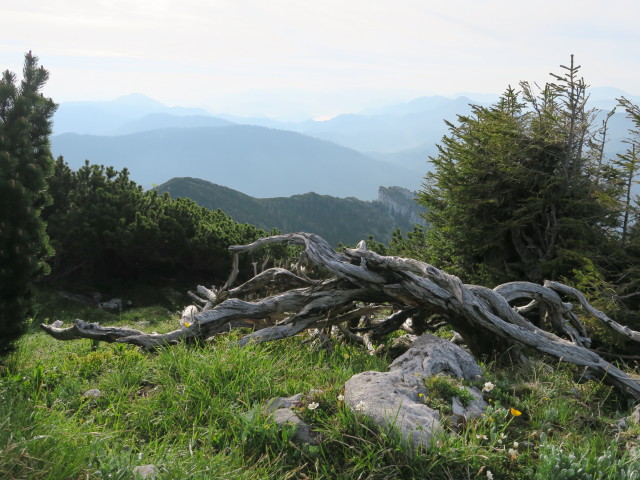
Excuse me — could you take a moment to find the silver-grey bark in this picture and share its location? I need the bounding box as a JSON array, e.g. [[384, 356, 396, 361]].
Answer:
[[41, 232, 640, 400]]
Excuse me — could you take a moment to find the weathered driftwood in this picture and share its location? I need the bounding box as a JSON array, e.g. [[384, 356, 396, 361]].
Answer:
[[41, 232, 640, 399]]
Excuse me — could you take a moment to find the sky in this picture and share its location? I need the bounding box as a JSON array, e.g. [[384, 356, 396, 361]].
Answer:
[[2, 0, 639, 119]]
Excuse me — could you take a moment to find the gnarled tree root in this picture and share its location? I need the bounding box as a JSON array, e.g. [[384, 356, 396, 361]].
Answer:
[[41, 232, 640, 400]]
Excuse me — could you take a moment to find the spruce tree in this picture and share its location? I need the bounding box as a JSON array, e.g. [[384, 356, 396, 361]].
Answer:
[[615, 97, 640, 242], [419, 58, 618, 285], [0, 52, 56, 355]]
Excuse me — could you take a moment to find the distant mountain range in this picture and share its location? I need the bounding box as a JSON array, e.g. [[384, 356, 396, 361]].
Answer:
[[52, 94, 212, 135], [51, 125, 420, 199], [155, 177, 425, 246], [51, 90, 638, 201], [51, 93, 479, 180]]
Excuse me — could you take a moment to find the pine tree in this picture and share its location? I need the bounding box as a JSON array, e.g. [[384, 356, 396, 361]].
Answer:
[[0, 52, 56, 356]]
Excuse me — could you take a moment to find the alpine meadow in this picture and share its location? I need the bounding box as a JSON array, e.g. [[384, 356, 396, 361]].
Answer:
[[4, 50, 640, 480]]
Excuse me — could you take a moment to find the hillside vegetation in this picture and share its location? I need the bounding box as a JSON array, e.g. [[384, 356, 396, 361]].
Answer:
[[156, 177, 423, 245], [42, 159, 267, 288]]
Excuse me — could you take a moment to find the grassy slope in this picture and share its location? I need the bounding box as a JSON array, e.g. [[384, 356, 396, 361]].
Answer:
[[2, 296, 640, 480]]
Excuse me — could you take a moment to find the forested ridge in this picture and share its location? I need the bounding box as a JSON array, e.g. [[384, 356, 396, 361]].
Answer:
[[155, 177, 421, 245]]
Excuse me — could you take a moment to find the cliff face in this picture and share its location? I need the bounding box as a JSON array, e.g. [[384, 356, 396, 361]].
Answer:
[[376, 186, 426, 226]]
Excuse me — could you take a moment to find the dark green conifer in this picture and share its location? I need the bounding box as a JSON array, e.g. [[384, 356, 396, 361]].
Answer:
[[419, 58, 618, 285], [0, 52, 56, 355]]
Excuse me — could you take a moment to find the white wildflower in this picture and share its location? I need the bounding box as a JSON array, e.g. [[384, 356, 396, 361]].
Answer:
[[337, 394, 345, 402], [355, 400, 367, 412], [482, 382, 495, 392], [486, 470, 494, 479], [513, 441, 519, 448], [307, 402, 319, 410], [508, 448, 519, 459]]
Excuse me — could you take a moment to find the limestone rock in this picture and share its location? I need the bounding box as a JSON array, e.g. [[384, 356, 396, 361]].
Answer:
[[272, 408, 320, 445], [266, 393, 320, 445], [82, 388, 101, 399], [265, 393, 303, 412], [98, 298, 132, 311], [344, 334, 487, 450], [133, 464, 156, 479], [389, 334, 482, 380], [344, 369, 439, 448]]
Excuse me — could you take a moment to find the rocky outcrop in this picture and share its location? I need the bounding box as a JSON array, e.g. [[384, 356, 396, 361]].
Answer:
[[376, 186, 426, 226], [343, 334, 486, 450]]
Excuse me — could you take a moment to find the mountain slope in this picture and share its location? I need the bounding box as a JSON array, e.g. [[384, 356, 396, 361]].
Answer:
[[51, 125, 421, 199], [112, 113, 235, 135], [155, 177, 424, 245]]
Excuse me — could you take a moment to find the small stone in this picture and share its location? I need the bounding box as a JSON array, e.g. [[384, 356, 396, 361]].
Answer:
[[272, 408, 320, 445], [98, 298, 132, 311], [133, 464, 156, 479], [265, 394, 303, 413], [630, 404, 640, 424], [447, 414, 467, 431], [615, 417, 628, 432], [82, 388, 101, 398], [51, 320, 64, 328]]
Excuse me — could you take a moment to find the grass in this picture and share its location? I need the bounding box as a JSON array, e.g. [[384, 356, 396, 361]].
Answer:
[[2, 293, 640, 479]]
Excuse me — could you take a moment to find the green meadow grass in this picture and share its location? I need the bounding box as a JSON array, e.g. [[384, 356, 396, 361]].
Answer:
[[2, 297, 640, 479]]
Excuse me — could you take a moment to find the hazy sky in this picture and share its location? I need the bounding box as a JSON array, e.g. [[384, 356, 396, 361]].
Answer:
[[2, 0, 639, 118]]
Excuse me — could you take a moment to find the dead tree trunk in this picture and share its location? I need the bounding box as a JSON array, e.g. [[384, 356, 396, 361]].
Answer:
[[41, 233, 640, 400]]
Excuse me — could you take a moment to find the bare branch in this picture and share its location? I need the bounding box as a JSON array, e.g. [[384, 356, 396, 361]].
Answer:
[[40, 232, 640, 400]]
